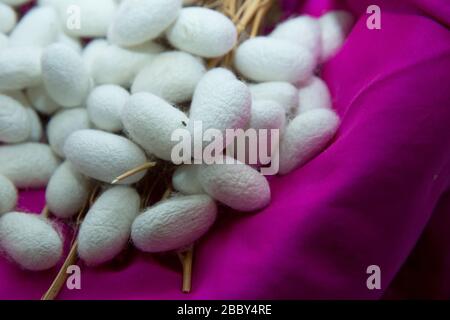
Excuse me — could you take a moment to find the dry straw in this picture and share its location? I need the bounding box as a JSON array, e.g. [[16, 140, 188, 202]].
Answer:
[[41, 0, 275, 300]]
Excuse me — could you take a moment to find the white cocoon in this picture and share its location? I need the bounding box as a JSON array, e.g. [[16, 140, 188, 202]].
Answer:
[[132, 194, 217, 252], [197, 156, 271, 211], [0, 175, 17, 215], [270, 15, 322, 59], [0, 212, 63, 271], [47, 108, 92, 157], [249, 81, 299, 114], [91, 41, 164, 87], [57, 32, 82, 53], [297, 76, 332, 114], [132, 51, 206, 104], [250, 100, 286, 132], [78, 186, 140, 265], [319, 11, 354, 63], [64, 129, 147, 184], [189, 69, 252, 150], [87, 85, 129, 132], [0, 46, 42, 90], [25, 107, 43, 142], [0, 94, 31, 143], [9, 6, 60, 48], [279, 109, 340, 174], [41, 44, 91, 108], [46, 161, 92, 219], [166, 7, 237, 58], [108, 0, 182, 47], [0, 143, 60, 188], [26, 84, 61, 115], [57, 0, 118, 37], [0, 3, 16, 34], [122, 92, 189, 161], [82, 39, 109, 75], [234, 37, 315, 84], [172, 165, 203, 195]]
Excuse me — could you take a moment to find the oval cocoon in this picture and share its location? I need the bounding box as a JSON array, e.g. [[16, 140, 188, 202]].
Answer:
[[0, 46, 42, 90], [249, 81, 299, 114], [108, 0, 182, 47], [64, 129, 147, 184], [197, 156, 271, 211], [0, 175, 17, 215], [166, 7, 237, 58], [132, 51, 205, 104], [87, 85, 129, 132], [0, 94, 31, 143], [91, 41, 164, 87], [46, 161, 92, 219], [189, 69, 251, 149], [279, 109, 340, 175], [319, 11, 354, 63], [270, 15, 322, 58], [9, 6, 60, 48], [78, 186, 140, 265], [0, 212, 63, 271], [122, 92, 188, 161], [0, 143, 60, 188], [172, 165, 203, 195], [132, 194, 217, 252], [297, 76, 332, 114], [0, 3, 17, 34], [47, 108, 92, 157], [250, 100, 286, 132], [41, 44, 91, 108], [234, 37, 315, 84]]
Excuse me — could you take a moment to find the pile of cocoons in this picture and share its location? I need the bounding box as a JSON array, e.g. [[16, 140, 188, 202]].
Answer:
[[0, 0, 353, 272]]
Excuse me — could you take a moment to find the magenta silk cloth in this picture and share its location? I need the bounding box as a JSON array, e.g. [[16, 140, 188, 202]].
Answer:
[[1, 0, 450, 299]]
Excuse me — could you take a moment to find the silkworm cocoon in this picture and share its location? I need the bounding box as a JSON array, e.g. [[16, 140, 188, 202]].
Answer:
[[234, 37, 315, 84], [47, 108, 92, 157], [0, 175, 17, 215], [0, 46, 42, 90], [26, 84, 61, 115], [189, 69, 252, 149], [0, 33, 8, 49], [91, 41, 164, 87], [279, 109, 340, 175], [57, 32, 82, 53], [58, 0, 118, 38], [0, 143, 60, 188], [1, 0, 32, 6], [319, 11, 354, 63], [172, 165, 203, 195], [82, 39, 109, 74], [41, 44, 91, 108], [132, 194, 217, 252], [64, 129, 147, 184], [78, 186, 140, 265], [108, 0, 182, 47], [9, 6, 60, 48], [166, 7, 237, 58], [87, 85, 129, 132], [132, 51, 205, 104], [0, 3, 16, 34], [0, 94, 31, 143], [249, 81, 299, 114], [270, 15, 321, 59], [122, 92, 188, 161], [250, 100, 286, 132], [25, 107, 43, 142], [46, 161, 92, 219], [297, 76, 332, 114], [0, 212, 62, 271], [197, 156, 271, 211]]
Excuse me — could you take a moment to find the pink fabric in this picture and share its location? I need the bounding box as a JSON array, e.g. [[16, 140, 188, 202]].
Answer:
[[1, 0, 450, 299]]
